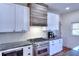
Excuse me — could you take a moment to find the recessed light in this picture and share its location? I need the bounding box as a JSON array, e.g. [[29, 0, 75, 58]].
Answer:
[[65, 7, 70, 10]]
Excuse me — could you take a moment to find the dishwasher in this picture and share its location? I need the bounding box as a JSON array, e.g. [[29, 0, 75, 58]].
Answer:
[[2, 48, 23, 56]]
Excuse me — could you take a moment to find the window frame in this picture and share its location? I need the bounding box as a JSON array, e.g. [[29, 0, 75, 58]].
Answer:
[[72, 22, 79, 36]]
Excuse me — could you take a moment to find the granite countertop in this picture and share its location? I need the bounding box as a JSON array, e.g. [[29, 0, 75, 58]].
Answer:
[[48, 37, 61, 41], [0, 37, 61, 51], [27, 38, 48, 42], [63, 50, 79, 56], [27, 37, 61, 43], [0, 41, 32, 51]]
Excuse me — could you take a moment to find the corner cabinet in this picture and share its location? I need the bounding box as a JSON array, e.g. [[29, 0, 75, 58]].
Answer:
[[0, 4, 29, 32], [28, 3, 48, 26], [47, 12, 59, 31]]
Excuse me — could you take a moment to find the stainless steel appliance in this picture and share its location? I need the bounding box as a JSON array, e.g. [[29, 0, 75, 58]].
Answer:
[[28, 38, 49, 56], [2, 48, 23, 56], [34, 41, 49, 56]]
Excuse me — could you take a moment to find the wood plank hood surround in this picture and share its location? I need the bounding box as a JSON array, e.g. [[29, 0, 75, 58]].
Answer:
[[28, 3, 48, 26]]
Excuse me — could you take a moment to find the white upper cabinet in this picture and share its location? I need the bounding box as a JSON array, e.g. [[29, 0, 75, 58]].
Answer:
[[15, 5, 29, 32], [47, 12, 59, 31], [0, 4, 16, 32], [0, 4, 29, 32]]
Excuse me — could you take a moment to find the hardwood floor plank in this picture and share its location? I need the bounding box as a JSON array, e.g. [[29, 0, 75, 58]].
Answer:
[[53, 47, 71, 56]]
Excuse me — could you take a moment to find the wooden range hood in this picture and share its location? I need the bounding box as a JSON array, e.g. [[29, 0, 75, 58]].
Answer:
[[28, 3, 48, 26]]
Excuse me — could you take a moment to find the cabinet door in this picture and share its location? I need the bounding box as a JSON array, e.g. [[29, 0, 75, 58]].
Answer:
[[57, 39, 63, 52], [49, 40, 57, 55], [49, 39, 63, 55], [0, 4, 15, 32], [15, 5, 29, 32], [47, 12, 59, 31], [23, 45, 33, 56], [23, 7, 30, 31]]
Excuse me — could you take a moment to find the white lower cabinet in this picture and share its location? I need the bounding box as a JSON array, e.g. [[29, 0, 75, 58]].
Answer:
[[23, 45, 33, 56], [49, 39, 63, 56]]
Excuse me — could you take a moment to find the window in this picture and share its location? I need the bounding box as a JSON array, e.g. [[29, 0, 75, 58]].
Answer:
[[72, 23, 79, 35]]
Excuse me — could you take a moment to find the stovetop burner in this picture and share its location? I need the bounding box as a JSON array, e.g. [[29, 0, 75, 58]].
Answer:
[[27, 38, 48, 43]]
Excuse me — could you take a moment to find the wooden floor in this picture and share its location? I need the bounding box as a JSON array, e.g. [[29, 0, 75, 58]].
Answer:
[[54, 47, 71, 56], [63, 47, 71, 52]]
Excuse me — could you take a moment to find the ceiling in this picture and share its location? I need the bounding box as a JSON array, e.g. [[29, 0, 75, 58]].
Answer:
[[15, 3, 79, 14], [47, 3, 79, 14]]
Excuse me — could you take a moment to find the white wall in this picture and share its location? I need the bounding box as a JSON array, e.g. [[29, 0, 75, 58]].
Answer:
[[0, 26, 47, 44], [60, 11, 79, 48]]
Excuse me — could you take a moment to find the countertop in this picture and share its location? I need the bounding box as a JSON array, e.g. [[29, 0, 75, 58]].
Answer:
[[0, 41, 32, 51], [27, 38, 49, 43], [0, 37, 61, 51], [48, 37, 61, 41], [27, 37, 61, 43]]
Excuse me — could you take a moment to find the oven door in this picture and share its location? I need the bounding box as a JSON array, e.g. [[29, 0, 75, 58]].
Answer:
[[2, 48, 23, 56], [35, 46, 49, 56]]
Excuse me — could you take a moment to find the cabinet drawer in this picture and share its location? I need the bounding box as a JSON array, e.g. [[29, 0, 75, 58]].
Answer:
[[57, 39, 63, 43], [23, 45, 32, 51], [49, 39, 63, 44], [24, 51, 32, 56], [23, 45, 33, 56], [49, 41, 54, 44], [49, 40, 58, 44]]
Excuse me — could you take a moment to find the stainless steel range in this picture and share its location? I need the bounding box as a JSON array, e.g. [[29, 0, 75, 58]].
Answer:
[[27, 38, 49, 56]]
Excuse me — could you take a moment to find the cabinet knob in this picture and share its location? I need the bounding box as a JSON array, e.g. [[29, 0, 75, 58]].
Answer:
[[28, 53, 30, 55]]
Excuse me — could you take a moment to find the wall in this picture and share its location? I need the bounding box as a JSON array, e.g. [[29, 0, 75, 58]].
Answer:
[[0, 26, 47, 44], [60, 11, 79, 48]]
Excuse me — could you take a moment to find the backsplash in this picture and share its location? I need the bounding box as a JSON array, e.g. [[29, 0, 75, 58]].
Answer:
[[0, 26, 47, 44]]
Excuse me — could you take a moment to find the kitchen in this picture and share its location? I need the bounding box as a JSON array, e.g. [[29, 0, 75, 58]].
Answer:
[[0, 3, 79, 56]]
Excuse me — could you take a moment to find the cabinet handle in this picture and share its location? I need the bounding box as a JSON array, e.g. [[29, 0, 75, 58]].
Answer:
[[52, 44, 54, 45]]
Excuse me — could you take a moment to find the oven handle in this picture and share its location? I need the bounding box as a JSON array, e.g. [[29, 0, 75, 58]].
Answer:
[[2, 48, 23, 54]]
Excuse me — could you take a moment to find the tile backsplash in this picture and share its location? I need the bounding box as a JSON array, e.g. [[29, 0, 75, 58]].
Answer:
[[0, 26, 47, 44]]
